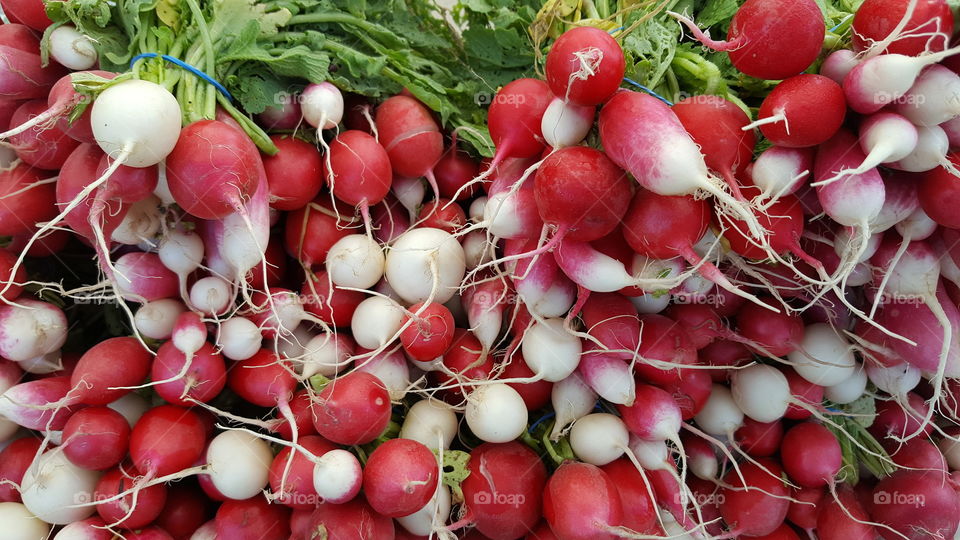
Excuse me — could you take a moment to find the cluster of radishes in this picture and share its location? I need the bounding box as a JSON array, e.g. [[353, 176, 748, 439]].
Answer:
[[3, 0, 960, 538]]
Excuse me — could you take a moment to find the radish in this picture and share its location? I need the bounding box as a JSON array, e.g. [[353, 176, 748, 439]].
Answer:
[[824, 365, 867, 404], [153, 483, 211, 538], [384, 227, 465, 304], [363, 438, 439, 517], [399, 301, 455, 362], [134, 299, 186, 340], [750, 146, 815, 202], [0, 436, 39, 503], [730, 364, 791, 423], [851, 0, 953, 56], [533, 145, 632, 242], [0, 376, 77, 430], [787, 323, 857, 387], [268, 436, 335, 508], [0, 163, 55, 237], [94, 466, 167, 529], [843, 46, 960, 115], [205, 430, 273, 500], [920, 152, 960, 228], [889, 124, 954, 172], [894, 64, 960, 126], [0, 298, 67, 362], [51, 517, 112, 540], [353, 348, 409, 401], [0, 33, 66, 100], [325, 234, 385, 289], [70, 336, 152, 405], [375, 95, 443, 198], [62, 406, 130, 471], [694, 384, 745, 436], [521, 318, 581, 382], [91, 79, 181, 168], [735, 418, 784, 458], [416, 199, 467, 234], [816, 486, 876, 539], [129, 405, 207, 478], [313, 371, 391, 445], [599, 458, 659, 535], [814, 113, 919, 187], [284, 198, 353, 267], [188, 277, 233, 316], [465, 383, 528, 443], [300, 82, 343, 130], [262, 135, 323, 211], [542, 462, 623, 540], [434, 145, 481, 201], [300, 497, 393, 538], [481, 78, 552, 172], [152, 342, 226, 406], [671, 0, 824, 80], [310, 448, 361, 504], [540, 97, 594, 148], [215, 496, 291, 539], [396, 484, 450, 537], [821, 49, 859, 84], [327, 130, 392, 227], [867, 362, 921, 396], [48, 26, 97, 70], [867, 470, 960, 539], [780, 422, 841, 488], [20, 450, 100, 524], [545, 26, 625, 106], [719, 459, 791, 537], [673, 94, 755, 200], [599, 90, 762, 239], [113, 251, 179, 302], [0, 501, 49, 539], [569, 413, 631, 466], [578, 345, 635, 406], [743, 74, 847, 148]]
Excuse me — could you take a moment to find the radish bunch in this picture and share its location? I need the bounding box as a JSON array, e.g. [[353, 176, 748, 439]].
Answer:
[[4, 0, 960, 539]]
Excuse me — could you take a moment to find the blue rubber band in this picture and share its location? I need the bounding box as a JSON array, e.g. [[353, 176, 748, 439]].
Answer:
[[622, 77, 674, 105], [829, 14, 853, 33], [528, 411, 556, 433], [130, 53, 233, 100], [609, 26, 625, 34]]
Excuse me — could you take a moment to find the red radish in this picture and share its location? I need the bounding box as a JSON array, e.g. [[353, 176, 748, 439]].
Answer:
[[95, 466, 167, 529], [400, 301, 455, 362], [700, 339, 752, 382], [534, 146, 632, 242], [578, 345, 635, 406], [51, 516, 112, 540], [780, 422, 842, 488], [256, 99, 302, 130], [165, 120, 260, 220], [457, 442, 547, 539], [883, 437, 947, 472], [0, 34, 66, 100], [434, 146, 480, 201], [6, 103, 74, 170], [417, 199, 466, 234], [869, 392, 934, 440], [919, 152, 960, 228], [122, 527, 175, 540], [868, 470, 960, 539], [719, 459, 791, 536], [215, 496, 291, 539], [56, 143, 125, 240], [0, 1, 49, 30], [543, 462, 623, 540], [580, 292, 640, 360], [745, 75, 846, 148], [0, 376, 77, 430], [618, 383, 681, 443], [659, 368, 712, 420], [284, 198, 354, 267], [153, 482, 211, 539], [598, 458, 659, 535], [363, 438, 439, 517], [817, 486, 876, 540], [485, 78, 553, 167], [152, 342, 226, 406], [312, 371, 391, 445], [545, 26, 625, 106], [375, 95, 444, 197], [673, 95, 755, 200], [129, 405, 207, 477], [787, 486, 823, 530], [327, 130, 392, 223], [0, 163, 55, 236], [71, 337, 152, 406], [261, 135, 323, 211], [852, 0, 953, 56], [269, 389, 318, 441], [783, 367, 825, 419], [632, 313, 697, 386], [735, 300, 805, 357], [430, 329, 495, 400], [62, 407, 130, 471], [302, 497, 395, 538], [0, 437, 41, 502], [671, 0, 824, 80], [500, 355, 553, 410], [750, 145, 815, 201], [734, 418, 784, 457], [0, 250, 26, 302]]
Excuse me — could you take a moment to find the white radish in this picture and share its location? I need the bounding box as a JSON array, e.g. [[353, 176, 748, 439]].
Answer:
[[694, 385, 745, 436], [894, 64, 960, 126], [325, 234, 385, 289], [825, 364, 868, 404], [301, 82, 344, 130], [400, 399, 458, 451], [92, 79, 182, 167], [550, 372, 596, 440], [20, 450, 100, 524], [569, 413, 629, 466], [0, 299, 68, 362], [217, 316, 262, 361], [866, 362, 921, 396], [205, 430, 273, 500], [385, 227, 466, 304], [350, 295, 404, 349], [521, 318, 582, 382], [787, 324, 857, 387], [0, 501, 50, 540], [730, 364, 791, 423], [48, 25, 97, 71], [312, 448, 362, 504], [354, 349, 409, 400], [541, 97, 594, 148], [464, 383, 528, 443], [396, 484, 452, 537], [189, 276, 233, 316]]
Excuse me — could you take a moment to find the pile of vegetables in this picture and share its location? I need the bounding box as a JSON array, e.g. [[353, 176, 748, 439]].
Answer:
[[4, 0, 960, 538]]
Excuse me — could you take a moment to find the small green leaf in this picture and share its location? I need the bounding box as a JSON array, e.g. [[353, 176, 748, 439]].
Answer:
[[436, 449, 471, 503]]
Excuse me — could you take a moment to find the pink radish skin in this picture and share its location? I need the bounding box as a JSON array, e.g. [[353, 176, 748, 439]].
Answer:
[[486, 79, 553, 168], [312, 371, 391, 445], [580, 293, 640, 360], [633, 314, 697, 386], [62, 406, 131, 471], [673, 95, 755, 200], [843, 46, 960, 115], [505, 238, 575, 316], [302, 497, 394, 538], [821, 49, 859, 84], [818, 487, 877, 540], [0, 39, 67, 100], [0, 437, 40, 502], [165, 120, 261, 220], [434, 146, 481, 201], [543, 462, 623, 540], [375, 95, 443, 194], [457, 442, 547, 540], [327, 130, 392, 218], [268, 435, 336, 509], [0, 376, 77, 430], [113, 252, 179, 302], [71, 337, 153, 406], [95, 466, 168, 529], [9, 99, 81, 170], [735, 300, 804, 357], [617, 383, 681, 442], [672, 0, 824, 80], [0, 163, 56, 237], [894, 64, 960, 126], [749, 75, 847, 148], [734, 418, 784, 457], [545, 26, 625, 106], [57, 143, 127, 239], [578, 345, 635, 406]]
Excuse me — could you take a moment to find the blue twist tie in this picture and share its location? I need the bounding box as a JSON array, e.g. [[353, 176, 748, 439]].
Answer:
[[130, 53, 233, 100], [622, 77, 674, 105]]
